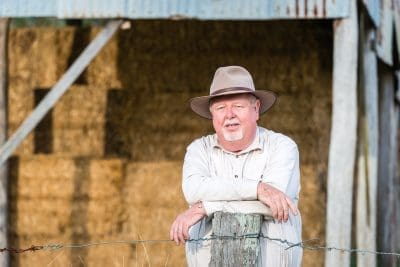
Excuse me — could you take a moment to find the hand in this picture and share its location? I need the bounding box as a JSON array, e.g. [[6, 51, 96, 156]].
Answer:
[[257, 182, 298, 222], [170, 202, 206, 245]]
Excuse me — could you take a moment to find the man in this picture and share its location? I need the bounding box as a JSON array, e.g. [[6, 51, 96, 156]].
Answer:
[[170, 66, 302, 266]]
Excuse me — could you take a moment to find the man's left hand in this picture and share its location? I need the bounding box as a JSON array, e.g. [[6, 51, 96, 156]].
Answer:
[[170, 202, 206, 245]]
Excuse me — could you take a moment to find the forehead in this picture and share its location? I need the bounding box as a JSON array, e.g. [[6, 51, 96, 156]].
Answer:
[[210, 94, 252, 106]]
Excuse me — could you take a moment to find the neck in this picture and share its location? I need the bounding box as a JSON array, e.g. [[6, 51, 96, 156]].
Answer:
[[218, 130, 256, 153]]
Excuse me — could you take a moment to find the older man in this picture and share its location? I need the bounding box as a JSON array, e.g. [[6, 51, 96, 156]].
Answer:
[[170, 66, 302, 266]]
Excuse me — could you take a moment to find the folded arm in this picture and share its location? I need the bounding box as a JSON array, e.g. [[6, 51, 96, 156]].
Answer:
[[182, 140, 259, 204]]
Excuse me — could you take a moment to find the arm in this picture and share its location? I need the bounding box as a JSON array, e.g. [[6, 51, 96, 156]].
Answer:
[[257, 138, 300, 221], [182, 139, 259, 204], [203, 200, 273, 218]]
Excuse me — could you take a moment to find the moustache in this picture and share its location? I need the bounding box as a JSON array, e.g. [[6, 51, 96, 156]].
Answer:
[[223, 120, 240, 127]]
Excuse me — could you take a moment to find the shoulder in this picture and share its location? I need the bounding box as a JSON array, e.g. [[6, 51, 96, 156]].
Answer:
[[258, 127, 298, 151], [186, 133, 216, 152]]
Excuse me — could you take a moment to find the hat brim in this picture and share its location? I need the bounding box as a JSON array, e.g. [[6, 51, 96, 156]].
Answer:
[[189, 89, 277, 119]]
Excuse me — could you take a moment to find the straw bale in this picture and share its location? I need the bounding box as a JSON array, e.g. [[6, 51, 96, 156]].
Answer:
[[10, 198, 72, 217], [85, 198, 123, 236], [53, 85, 107, 127], [125, 205, 187, 240], [18, 156, 75, 180], [124, 161, 184, 206], [86, 28, 122, 89], [7, 79, 33, 127], [50, 85, 107, 156], [10, 209, 69, 236], [10, 234, 78, 267], [299, 164, 326, 267], [13, 178, 74, 198], [53, 128, 104, 156], [15, 251, 72, 267], [74, 243, 185, 267], [88, 159, 125, 198]]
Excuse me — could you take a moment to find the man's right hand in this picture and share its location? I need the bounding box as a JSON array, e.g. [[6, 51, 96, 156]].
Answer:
[[169, 202, 206, 245], [257, 182, 298, 222]]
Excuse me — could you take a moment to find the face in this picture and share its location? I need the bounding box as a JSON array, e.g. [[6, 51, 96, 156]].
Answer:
[[210, 94, 260, 151]]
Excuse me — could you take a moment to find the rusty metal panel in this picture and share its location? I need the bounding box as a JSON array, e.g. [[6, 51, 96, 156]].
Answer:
[[1, 0, 349, 19], [361, 0, 380, 27], [376, 0, 393, 66]]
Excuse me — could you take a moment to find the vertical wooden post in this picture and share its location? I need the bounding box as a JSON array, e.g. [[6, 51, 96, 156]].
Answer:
[[210, 212, 262, 266], [377, 66, 397, 267], [356, 11, 378, 267], [0, 18, 9, 267], [325, 0, 358, 266]]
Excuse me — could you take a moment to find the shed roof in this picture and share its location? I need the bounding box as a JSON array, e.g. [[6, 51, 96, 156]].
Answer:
[[1, 0, 349, 20]]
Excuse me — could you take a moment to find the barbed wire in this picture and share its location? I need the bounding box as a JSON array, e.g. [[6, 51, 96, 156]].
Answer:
[[2, 234, 400, 258]]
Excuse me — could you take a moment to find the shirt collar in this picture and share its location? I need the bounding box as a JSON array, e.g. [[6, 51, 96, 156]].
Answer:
[[212, 126, 263, 155]]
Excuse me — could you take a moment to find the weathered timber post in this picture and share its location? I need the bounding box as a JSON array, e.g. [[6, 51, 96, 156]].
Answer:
[[356, 10, 378, 267], [0, 18, 9, 267], [210, 212, 262, 267], [325, 0, 358, 266]]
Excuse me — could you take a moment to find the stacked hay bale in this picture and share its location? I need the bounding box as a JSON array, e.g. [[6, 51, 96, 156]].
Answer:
[[8, 20, 332, 266]]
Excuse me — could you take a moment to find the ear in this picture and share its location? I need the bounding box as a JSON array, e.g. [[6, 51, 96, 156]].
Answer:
[[255, 99, 260, 120]]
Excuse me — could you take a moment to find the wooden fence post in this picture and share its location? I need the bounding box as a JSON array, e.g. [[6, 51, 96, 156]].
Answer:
[[210, 212, 262, 266]]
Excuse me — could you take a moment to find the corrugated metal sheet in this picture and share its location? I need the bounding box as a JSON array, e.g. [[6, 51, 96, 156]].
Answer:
[[1, 0, 56, 17], [0, 0, 349, 19], [376, 0, 394, 66], [362, 0, 380, 26]]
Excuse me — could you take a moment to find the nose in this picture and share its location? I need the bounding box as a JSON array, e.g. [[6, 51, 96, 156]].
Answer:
[[225, 106, 236, 119]]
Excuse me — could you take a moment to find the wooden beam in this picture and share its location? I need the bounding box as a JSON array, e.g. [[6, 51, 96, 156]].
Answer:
[[0, 18, 9, 267], [325, 0, 358, 266], [210, 212, 262, 266], [0, 20, 122, 165], [377, 65, 398, 267], [356, 11, 378, 267]]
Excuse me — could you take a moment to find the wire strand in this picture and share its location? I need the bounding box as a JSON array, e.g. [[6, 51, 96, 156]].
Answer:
[[3, 234, 400, 257]]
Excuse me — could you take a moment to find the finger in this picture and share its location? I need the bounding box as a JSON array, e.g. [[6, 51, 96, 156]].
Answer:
[[170, 220, 177, 240], [281, 197, 289, 222], [275, 198, 284, 222], [268, 200, 278, 219], [177, 224, 185, 245], [286, 197, 299, 215], [173, 221, 181, 245], [183, 224, 189, 241]]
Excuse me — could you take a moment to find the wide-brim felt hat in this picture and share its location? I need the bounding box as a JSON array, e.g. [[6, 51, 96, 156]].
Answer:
[[189, 66, 277, 119]]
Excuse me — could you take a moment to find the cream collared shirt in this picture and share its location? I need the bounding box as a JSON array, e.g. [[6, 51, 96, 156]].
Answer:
[[183, 127, 302, 267]]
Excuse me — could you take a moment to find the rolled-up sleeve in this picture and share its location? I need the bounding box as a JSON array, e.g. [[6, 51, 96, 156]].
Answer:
[[182, 139, 259, 205]]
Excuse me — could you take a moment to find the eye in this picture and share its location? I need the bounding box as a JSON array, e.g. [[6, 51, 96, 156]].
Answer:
[[214, 105, 226, 111], [233, 104, 244, 109]]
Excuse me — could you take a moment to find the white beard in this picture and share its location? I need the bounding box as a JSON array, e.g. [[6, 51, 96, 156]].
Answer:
[[222, 128, 243, 141]]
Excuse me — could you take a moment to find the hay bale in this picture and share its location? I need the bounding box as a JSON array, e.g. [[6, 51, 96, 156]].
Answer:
[[124, 161, 184, 207], [299, 164, 326, 267]]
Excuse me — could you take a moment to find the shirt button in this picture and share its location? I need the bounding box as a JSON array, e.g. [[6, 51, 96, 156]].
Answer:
[[236, 155, 239, 158], [234, 175, 238, 178]]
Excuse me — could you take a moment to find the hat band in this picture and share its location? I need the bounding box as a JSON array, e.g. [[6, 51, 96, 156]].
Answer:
[[210, 87, 254, 96]]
